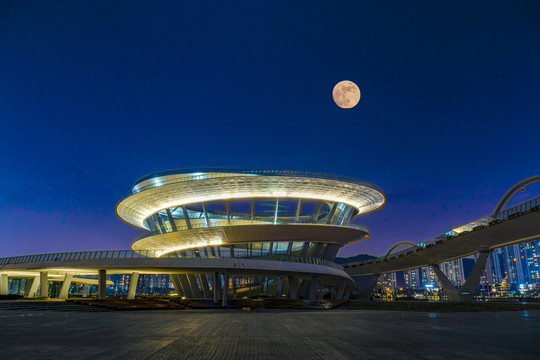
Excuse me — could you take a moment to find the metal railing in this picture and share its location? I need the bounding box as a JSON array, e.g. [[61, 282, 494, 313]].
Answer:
[[343, 202, 540, 268], [0, 249, 343, 270], [133, 220, 371, 243]]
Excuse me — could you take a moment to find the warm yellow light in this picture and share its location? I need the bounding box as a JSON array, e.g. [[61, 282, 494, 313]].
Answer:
[[117, 175, 385, 229]]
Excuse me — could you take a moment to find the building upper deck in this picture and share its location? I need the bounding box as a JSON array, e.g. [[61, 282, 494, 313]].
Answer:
[[117, 168, 386, 229]]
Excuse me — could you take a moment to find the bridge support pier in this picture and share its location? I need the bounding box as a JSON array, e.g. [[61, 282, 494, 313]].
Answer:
[[431, 250, 491, 302], [127, 272, 139, 300], [351, 274, 380, 300]]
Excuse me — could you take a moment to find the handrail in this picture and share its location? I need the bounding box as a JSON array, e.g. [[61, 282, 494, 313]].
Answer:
[[0, 249, 344, 270], [343, 203, 540, 268], [132, 221, 371, 243]]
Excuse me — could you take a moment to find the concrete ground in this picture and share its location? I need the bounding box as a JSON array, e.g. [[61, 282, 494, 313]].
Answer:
[[0, 309, 538, 359]]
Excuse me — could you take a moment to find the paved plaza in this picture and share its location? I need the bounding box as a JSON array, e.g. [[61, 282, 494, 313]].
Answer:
[[0, 309, 538, 359]]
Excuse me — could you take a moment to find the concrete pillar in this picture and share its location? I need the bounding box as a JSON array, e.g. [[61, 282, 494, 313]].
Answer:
[[25, 276, 40, 298], [82, 285, 90, 298], [165, 209, 177, 232], [336, 279, 346, 300], [294, 198, 303, 220], [127, 272, 139, 300], [187, 274, 203, 298], [199, 274, 212, 298], [309, 275, 318, 301], [170, 274, 185, 297], [432, 250, 492, 302], [181, 206, 192, 229], [312, 243, 325, 258], [58, 274, 73, 299], [286, 242, 294, 254], [40, 271, 49, 298], [431, 264, 460, 300], [461, 250, 492, 296], [343, 285, 352, 300], [297, 279, 311, 298], [275, 277, 284, 297], [321, 243, 341, 260], [231, 275, 237, 298], [301, 242, 310, 256], [288, 276, 298, 299], [179, 274, 193, 298], [98, 269, 106, 300], [222, 273, 229, 307], [213, 272, 219, 304], [326, 202, 338, 224], [0, 274, 8, 295]]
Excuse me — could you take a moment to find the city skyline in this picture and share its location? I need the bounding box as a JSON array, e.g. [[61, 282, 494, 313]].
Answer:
[[1, 1, 539, 257]]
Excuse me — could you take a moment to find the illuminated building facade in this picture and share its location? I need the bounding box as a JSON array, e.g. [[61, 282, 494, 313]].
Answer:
[[114, 168, 386, 300], [0, 168, 386, 302]]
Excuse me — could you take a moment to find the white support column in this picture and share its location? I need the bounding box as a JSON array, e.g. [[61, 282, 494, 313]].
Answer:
[[222, 273, 229, 307], [98, 269, 107, 300], [26, 276, 40, 298], [273, 198, 280, 224], [165, 209, 177, 232], [40, 271, 49, 298], [82, 285, 90, 298], [181, 206, 192, 229], [326, 202, 338, 224], [0, 274, 8, 295], [127, 272, 139, 300], [294, 199, 303, 221], [202, 202, 210, 227], [58, 274, 73, 299]]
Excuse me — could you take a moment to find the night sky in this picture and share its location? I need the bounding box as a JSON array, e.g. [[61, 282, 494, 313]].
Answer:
[[1, 1, 539, 257]]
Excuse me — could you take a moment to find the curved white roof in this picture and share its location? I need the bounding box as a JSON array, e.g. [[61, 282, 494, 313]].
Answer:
[[116, 170, 385, 229]]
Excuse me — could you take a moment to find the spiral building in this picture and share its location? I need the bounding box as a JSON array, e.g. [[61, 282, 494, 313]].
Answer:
[[115, 168, 386, 300]]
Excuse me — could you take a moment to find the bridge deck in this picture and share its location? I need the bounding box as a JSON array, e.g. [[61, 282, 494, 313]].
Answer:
[[346, 210, 540, 275]]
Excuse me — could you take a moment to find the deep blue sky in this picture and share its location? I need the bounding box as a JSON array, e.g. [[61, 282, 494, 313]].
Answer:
[[1, 1, 539, 257]]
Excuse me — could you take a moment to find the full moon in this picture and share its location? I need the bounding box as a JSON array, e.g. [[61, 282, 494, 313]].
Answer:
[[332, 80, 361, 109]]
